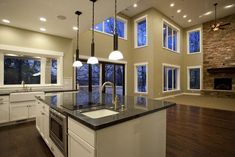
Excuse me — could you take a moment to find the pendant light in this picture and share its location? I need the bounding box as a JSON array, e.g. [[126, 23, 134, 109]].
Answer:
[[108, 0, 123, 60], [73, 11, 83, 67], [87, 0, 99, 64]]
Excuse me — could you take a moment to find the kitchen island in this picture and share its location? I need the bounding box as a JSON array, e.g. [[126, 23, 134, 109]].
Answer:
[[36, 91, 175, 157]]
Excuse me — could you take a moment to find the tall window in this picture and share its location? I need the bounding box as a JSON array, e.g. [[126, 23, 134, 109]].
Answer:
[[135, 15, 147, 48], [134, 63, 148, 93], [46, 58, 58, 84], [93, 16, 127, 39], [163, 64, 180, 92], [4, 56, 41, 84], [187, 66, 201, 90], [76, 60, 125, 96], [187, 28, 201, 54], [163, 21, 179, 52]]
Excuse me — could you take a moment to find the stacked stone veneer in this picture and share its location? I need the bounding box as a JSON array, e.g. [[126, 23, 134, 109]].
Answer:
[[203, 14, 235, 94]]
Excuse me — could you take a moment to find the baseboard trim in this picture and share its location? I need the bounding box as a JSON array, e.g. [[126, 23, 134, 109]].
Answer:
[[0, 118, 35, 128]]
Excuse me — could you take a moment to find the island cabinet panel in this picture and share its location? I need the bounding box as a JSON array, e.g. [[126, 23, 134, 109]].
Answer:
[[96, 110, 166, 157], [0, 96, 10, 124]]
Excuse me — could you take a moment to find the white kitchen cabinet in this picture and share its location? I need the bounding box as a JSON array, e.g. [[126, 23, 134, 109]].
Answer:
[[10, 101, 37, 121], [68, 130, 95, 157], [0, 96, 10, 124]]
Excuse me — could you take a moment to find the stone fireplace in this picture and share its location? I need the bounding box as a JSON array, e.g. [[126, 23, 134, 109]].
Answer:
[[202, 14, 235, 98]]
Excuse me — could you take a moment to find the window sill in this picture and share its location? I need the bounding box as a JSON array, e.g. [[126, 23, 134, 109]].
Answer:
[[135, 44, 148, 49], [187, 88, 201, 91], [135, 92, 148, 95], [162, 89, 181, 93], [162, 47, 180, 54], [187, 51, 201, 55]]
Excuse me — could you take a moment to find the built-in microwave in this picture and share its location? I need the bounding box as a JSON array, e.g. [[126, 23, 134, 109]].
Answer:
[[49, 108, 67, 157]]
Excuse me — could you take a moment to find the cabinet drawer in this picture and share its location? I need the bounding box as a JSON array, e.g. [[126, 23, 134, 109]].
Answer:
[[68, 117, 95, 147], [0, 96, 9, 102], [0, 103, 10, 123]]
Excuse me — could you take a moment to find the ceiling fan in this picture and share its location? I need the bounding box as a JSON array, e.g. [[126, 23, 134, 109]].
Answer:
[[211, 3, 231, 31]]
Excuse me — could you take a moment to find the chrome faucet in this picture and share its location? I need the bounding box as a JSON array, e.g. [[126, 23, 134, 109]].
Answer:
[[21, 81, 26, 90], [100, 81, 118, 109]]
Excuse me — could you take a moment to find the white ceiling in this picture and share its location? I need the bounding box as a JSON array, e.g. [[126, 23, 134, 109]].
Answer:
[[122, 0, 235, 28], [0, 0, 137, 38]]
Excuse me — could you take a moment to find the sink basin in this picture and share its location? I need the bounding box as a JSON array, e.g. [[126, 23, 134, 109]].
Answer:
[[82, 109, 118, 119]]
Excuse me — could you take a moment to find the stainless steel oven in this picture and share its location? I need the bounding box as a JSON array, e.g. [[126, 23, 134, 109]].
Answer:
[[49, 108, 67, 156]]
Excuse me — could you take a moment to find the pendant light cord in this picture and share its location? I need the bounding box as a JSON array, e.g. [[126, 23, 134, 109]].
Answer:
[[92, 1, 95, 44], [114, 0, 117, 34], [77, 13, 79, 50]]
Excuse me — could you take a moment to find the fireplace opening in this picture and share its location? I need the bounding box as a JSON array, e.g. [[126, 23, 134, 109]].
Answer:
[[214, 78, 232, 90]]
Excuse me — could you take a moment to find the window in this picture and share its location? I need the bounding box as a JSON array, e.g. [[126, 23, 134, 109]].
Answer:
[[163, 64, 180, 92], [187, 28, 201, 54], [163, 20, 180, 52], [187, 66, 201, 90], [76, 60, 125, 96], [134, 63, 148, 93], [93, 16, 127, 39], [135, 15, 148, 48], [4, 56, 41, 84]]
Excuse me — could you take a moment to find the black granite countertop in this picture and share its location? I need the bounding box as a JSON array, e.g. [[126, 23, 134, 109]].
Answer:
[[37, 91, 175, 130]]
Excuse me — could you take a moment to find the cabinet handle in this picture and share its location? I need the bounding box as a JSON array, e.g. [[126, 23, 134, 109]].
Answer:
[[0, 102, 4, 105], [41, 112, 45, 115], [51, 146, 54, 152]]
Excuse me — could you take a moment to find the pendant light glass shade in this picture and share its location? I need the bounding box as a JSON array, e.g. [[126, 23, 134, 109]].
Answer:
[[87, 0, 99, 64], [73, 11, 83, 67], [87, 56, 99, 64], [109, 50, 123, 60], [108, 0, 124, 61]]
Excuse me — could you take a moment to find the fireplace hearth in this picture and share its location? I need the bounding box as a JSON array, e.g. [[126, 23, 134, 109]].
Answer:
[[214, 78, 232, 90]]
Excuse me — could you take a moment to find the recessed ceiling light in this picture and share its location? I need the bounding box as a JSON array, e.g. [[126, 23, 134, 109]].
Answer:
[[39, 17, 47, 22], [2, 19, 10, 23], [188, 19, 192, 23], [73, 26, 78, 30], [133, 3, 138, 8], [204, 11, 212, 16], [170, 3, 175, 7], [40, 28, 46, 32], [224, 4, 234, 9], [183, 15, 187, 18], [177, 9, 181, 13]]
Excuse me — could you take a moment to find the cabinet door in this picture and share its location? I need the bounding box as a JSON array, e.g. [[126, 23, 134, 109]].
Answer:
[[68, 130, 95, 157], [0, 102, 9, 123], [28, 102, 37, 118], [36, 101, 43, 134], [10, 103, 28, 121], [43, 111, 50, 146]]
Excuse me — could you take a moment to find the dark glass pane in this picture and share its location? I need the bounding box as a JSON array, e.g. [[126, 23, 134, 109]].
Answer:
[[173, 30, 177, 51], [189, 31, 200, 53], [51, 59, 57, 84], [104, 17, 114, 35], [4, 56, 41, 84], [163, 24, 167, 47], [168, 68, 172, 90], [115, 65, 124, 96], [137, 19, 147, 47], [173, 68, 177, 89], [76, 63, 89, 92], [190, 68, 200, 89], [105, 64, 114, 94], [164, 67, 167, 91], [91, 64, 100, 93], [94, 22, 103, 32], [137, 65, 146, 92], [168, 27, 173, 50], [117, 19, 125, 38]]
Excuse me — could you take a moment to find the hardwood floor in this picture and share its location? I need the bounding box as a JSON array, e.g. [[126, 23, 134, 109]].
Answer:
[[166, 104, 235, 157], [0, 104, 234, 157], [0, 121, 53, 157]]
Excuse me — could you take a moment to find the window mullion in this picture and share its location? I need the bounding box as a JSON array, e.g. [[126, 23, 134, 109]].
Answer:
[[0, 54, 3, 86]]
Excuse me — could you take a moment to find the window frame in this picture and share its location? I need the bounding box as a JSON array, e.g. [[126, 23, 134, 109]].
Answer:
[[187, 27, 202, 54], [93, 16, 128, 40], [187, 65, 202, 90], [134, 62, 148, 94], [162, 19, 180, 53], [134, 15, 148, 49], [162, 63, 181, 93], [0, 44, 63, 88]]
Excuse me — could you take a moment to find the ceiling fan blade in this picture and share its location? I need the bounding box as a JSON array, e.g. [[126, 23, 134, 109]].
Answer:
[[220, 23, 231, 26]]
